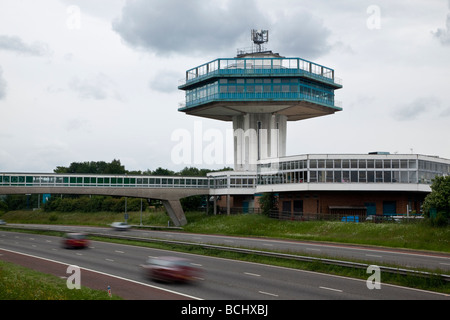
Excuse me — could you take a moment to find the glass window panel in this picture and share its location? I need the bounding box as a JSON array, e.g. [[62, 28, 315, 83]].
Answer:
[[342, 171, 350, 182], [359, 171, 366, 182], [334, 159, 341, 168], [392, 160, 400, 168], [334, 171, 341, 182], [359, 160, 366, 168], [376, 171, 383, 182], [400, 171, 408, 183], [392, 171, 399, 183], [318, 160, 325, 168], [326, 171, 333, 182], [310, 171, 317, 182], [367, 171, 375, 182], [401, 160, 408, 168], [342, 160, 350, 168], [326, 160, 334, 168], [351, 171, 358, 182]]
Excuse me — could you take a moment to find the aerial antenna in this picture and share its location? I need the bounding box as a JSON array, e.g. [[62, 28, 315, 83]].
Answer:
[[251, 29, 269, 53]]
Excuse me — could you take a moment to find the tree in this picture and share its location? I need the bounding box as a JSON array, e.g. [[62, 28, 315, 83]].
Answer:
[[258, 193, 278, 216], [54, 159, 126, 174], [423, 176, 450, 225]]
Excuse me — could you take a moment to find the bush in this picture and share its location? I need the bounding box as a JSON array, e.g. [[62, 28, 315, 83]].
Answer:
[[42, 196, 148, 213], [258, 193, 278, 216], [430, 212, 449, 227]]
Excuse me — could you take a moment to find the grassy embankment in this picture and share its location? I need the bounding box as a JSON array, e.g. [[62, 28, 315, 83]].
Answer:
[[0, 260, 121, 300]]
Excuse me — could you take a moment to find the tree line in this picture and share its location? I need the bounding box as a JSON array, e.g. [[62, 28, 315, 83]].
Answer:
[[54, 159, 232, 177]]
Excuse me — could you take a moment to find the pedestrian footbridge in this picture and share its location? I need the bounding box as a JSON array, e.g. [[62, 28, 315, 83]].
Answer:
[[0, 173, 211, 226]]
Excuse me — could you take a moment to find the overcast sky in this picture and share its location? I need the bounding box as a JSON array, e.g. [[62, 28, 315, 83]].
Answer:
[[1, 0, 449, 173]]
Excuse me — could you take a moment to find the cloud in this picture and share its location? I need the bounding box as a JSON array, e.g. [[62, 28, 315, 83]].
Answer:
[[432, 13, 450, 45], [392, 97, 446, 121], [0, 67, 6, 100], [112, 0, 333, 59], [149, 70, 180, 93], [270, 10, 332, 59], [69, 73, 123, 101], [112, 0, 268, 56], [0, 35, 50, 56]]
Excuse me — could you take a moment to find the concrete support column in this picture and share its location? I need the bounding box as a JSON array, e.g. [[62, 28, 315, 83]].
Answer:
[[162, 199, 187, 227], [233, 113, 287, 171]]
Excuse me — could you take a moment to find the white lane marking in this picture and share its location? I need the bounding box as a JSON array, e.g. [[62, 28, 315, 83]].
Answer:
[[115, 250, 125, 254], [259, 291, 278, 297], [191, 263, 203, 267], [366, 254, 382, 258], [320, 286, 343, 293], [244, 272, 261, 277]]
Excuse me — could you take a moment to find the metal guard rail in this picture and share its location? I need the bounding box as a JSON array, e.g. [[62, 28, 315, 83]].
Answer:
[[0, 173, 212, 189]]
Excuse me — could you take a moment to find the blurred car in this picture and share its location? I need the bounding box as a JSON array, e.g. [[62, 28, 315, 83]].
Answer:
[[62, 233, 90, 249], [110, 222, 131, 231], [0, 219, 6, 225], [142, 256, 202, 283]]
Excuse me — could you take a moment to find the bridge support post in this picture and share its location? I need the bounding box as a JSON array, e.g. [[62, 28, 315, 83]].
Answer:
[[162, 199, 187, 227]]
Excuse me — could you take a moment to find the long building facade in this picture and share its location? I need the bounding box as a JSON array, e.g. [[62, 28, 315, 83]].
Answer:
[[207, 153, 450, 218]]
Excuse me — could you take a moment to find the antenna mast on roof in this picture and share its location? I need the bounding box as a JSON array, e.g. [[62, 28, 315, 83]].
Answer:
[[251, 29, 269, 53]]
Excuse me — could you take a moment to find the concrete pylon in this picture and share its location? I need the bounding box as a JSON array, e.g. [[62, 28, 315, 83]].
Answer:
[[162, 199, 187, 227]]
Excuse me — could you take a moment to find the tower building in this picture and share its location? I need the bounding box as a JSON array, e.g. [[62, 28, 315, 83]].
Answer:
[[178, 31, 450, 219], [178, 30, 343, 171]]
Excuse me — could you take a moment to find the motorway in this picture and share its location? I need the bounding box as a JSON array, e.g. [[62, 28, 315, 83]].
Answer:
[[0, 227, 449, 300], [4, 223, 450, 272]]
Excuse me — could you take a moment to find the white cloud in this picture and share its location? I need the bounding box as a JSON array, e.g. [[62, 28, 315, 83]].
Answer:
[[433, 13, 450, 45], [0, 35, 51, 56], [68, 73, 123, 101]]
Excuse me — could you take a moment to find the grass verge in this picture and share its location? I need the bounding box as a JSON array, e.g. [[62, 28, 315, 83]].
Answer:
[[0, 260, 122, 300]]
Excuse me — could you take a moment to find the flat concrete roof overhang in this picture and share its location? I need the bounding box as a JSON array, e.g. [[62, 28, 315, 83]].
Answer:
[[0, 186, 209, 200], [180, 100, 342, 122]]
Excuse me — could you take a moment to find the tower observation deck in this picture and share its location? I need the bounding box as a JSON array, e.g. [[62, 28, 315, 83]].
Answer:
[[178, 31, 342, 171]]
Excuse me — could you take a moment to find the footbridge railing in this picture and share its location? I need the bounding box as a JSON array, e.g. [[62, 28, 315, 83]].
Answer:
[[0, 173, 211, 227]]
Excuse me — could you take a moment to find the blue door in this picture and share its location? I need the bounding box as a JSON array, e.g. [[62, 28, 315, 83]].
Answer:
[[383, 201, 396, 215]]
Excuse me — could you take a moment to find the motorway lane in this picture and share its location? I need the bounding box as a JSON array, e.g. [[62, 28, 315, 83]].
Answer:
[[4, 223, 450, 272], [0, 230, 449, 300]]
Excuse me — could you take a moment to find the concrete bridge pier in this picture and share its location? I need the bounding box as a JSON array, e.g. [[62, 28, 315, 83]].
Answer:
[[162, 199, 187, 227]]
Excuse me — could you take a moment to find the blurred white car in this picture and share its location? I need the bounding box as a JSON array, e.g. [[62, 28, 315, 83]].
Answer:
[[0, 220, 6, 225], [110, 222, 131, 231]]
